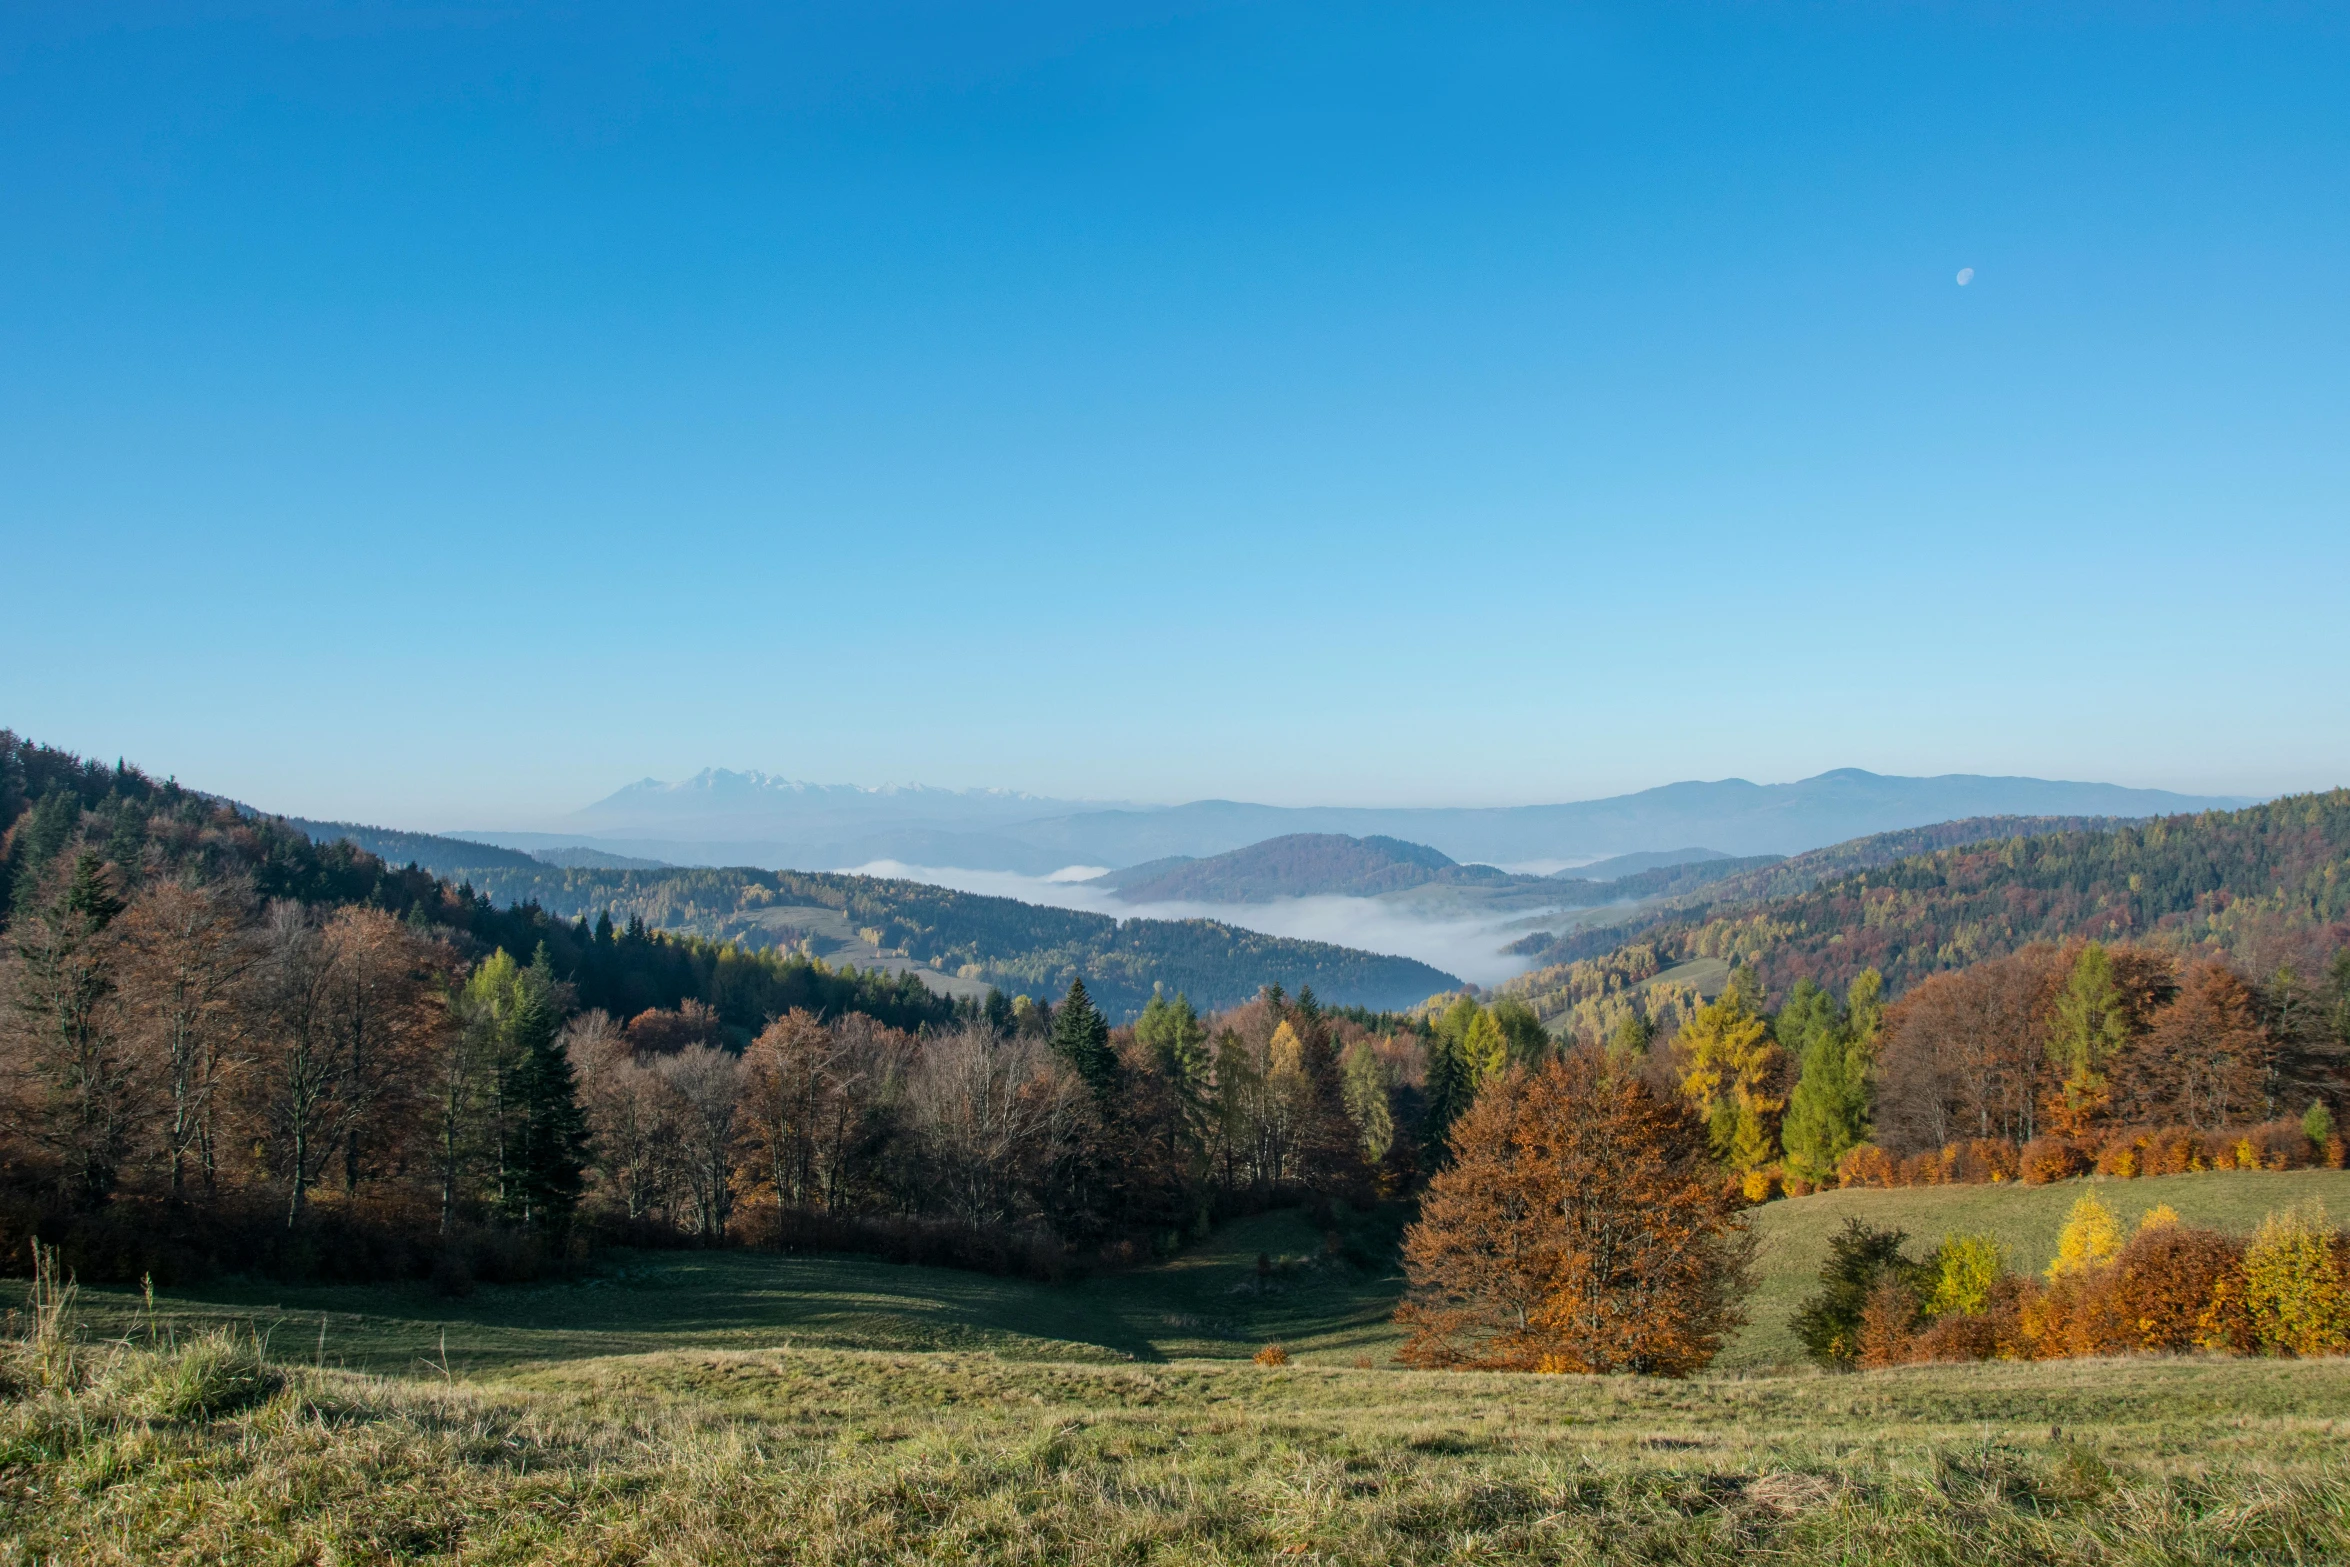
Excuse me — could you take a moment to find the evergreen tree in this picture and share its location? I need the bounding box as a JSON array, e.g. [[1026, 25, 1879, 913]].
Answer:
[[1135, 989, 1210, 1139], [1780, 971, 1881, 1185], [1049, 977, 1118, 1097], [1490, 996, 1552, 1068], [1609, 1008, 1656, 1060], [503, 949, 589, 1236], [2047, 942, 2130, 1133]]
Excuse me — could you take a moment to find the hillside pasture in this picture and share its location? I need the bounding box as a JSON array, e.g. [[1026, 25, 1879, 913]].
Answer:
[[6, 1332, 2347, 1563], [58, 1171, 2350, 1385]]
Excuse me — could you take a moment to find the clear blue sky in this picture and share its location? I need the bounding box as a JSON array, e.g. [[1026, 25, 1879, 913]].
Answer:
[[6, 2, 2345, 828]]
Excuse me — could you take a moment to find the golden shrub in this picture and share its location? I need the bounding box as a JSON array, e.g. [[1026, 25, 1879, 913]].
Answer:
[[1253, 1343, 1291, 1368], [2239, 1204, 2350, 1358], [2022, 1136, 2087, 1185], [1836, 1144, 1894, 1189]]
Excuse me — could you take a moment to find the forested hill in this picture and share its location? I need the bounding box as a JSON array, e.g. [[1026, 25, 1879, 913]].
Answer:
[[332, 856, 1459, 1016], [1512, 793, 2350, 1015], [1100, 833, 1513, 902], [0, 735, 1458, 1020], [0, 733, 952, 1034]]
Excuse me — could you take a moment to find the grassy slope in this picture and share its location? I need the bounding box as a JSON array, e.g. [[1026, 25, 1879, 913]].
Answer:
[[69, 1171, 2350, 1382], [9, 1338, 2349, 1562]]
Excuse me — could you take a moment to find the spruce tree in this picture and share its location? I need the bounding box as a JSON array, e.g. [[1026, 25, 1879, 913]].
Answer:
[[1049, 977, 1118, 1097], [504, 963, 589, 1237]]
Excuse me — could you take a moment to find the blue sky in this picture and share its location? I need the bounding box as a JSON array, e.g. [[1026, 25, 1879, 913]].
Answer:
[[5, 2, 2346, 828]]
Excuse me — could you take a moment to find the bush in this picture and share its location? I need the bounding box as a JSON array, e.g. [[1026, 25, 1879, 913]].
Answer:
[[1835, 1144, 1894, 1188], [2107, 1221, 2242, 1353], [2093, 1131, 2146, 1178], [1956, 1140, 2020, 1184], [1793, 1220, 1925, 1368], [2239, 1203, 2350, 1357], [2021, 1136, 2087, 1184], [1253, 1343, 1290, 1367]]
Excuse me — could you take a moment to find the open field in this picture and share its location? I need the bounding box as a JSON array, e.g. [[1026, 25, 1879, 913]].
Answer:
[[64, 1171, 2350, 1381], [16, 1170, 2350, 1562]]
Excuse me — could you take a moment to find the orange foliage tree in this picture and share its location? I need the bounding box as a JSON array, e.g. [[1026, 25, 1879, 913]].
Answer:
[[1396, 1046, 1752, 1376]]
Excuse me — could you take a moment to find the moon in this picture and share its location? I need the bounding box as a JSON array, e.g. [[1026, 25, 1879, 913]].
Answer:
[[1956, 267, 1975, 286]]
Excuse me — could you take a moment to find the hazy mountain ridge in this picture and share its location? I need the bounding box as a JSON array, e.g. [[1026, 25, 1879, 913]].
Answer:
[[495, 768, 2251, 874]]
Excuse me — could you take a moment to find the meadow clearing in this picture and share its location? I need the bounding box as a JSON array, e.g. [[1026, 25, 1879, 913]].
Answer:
[[7, 1169, 2350, 1563]]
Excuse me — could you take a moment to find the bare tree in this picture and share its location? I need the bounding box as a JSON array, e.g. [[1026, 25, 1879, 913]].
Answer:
[[657, 1044, 742, 1238], [112, 879, 252, 1199], [906, 1023, 1049, 1229]]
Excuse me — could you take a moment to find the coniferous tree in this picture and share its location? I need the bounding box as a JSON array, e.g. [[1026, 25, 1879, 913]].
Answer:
[[504, 951, 589, 1236], [1048, 977, 1118, 1097], [1780, 971, 1881, 1185]]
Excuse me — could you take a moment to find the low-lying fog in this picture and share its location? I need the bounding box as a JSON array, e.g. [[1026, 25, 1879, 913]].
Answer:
[[849, 861, 1546, 988]]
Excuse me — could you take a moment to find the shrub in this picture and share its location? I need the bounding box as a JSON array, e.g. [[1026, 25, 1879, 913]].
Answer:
[[2239, 1203, 2350, 1357], [2304, 1101, 2336, 1150], [1925, 1234, 2006, 1318], [1835, 1144, 1894, 1188], [2107, 1222, 2241, 1353], [1792, 1220, 1925, 1369], [1856, 1276, 1919, 1368], [2020, 1137, 2085, 1184], [1253, 1343, 1290, 1368], [2092, 1131, 2147, 1179], [2143, 1126, 2208, 1176], [1956, 1140, 2020, 1184], [2246, 1119, 2312, 1171]]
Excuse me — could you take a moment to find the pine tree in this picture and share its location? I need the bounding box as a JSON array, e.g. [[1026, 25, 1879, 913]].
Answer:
[[1049, 977, 1118, 1097]]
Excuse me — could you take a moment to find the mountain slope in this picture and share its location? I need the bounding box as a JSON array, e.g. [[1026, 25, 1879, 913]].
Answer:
[[2, 734, 1458, 1022], [1506, 794, 2350, 1022]]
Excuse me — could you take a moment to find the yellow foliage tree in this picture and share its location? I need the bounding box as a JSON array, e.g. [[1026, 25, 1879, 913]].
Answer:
[[1927, 1234, 2006, 1318], [2046, 1191, 2121, 1281], [2240, 1202, 2350, 1357], [1677, 978, 1781, 1176]]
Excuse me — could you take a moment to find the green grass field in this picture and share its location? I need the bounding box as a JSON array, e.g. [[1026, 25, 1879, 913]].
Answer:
[[65, 1169, 2350, 1379], [13, 1170, 2350, 1562]]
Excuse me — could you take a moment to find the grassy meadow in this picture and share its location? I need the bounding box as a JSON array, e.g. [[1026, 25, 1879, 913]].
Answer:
[[10, 1169, 2350, 1562]]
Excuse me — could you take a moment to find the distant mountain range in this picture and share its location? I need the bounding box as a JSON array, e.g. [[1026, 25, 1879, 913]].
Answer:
[[457, 768, 2254, 874]]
